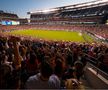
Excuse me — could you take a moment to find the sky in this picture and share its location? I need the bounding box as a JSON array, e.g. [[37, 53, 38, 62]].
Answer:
[[0, 0, 96, 18]]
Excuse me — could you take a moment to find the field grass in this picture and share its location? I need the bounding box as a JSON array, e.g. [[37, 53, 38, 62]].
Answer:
[[5, 29, 94, 42]]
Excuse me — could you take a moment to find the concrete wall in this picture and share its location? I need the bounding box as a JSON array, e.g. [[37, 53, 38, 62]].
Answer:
[[85, 67, 108, 89]]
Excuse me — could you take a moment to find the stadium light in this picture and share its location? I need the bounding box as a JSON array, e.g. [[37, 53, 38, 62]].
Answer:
[[42, 9, 51, 13], [102, 0, 108, 2], [29, 8, 58, 14], [42, 8, 57, 13]]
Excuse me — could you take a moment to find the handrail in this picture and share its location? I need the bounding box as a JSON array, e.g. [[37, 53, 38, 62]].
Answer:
[[87, 62, 108, 80], [86, 31, 108, 45], [86, 57, 97, 64], [84, 53, 97, 60], [83, 53, 97, 65], [83, 52, 108, 79]]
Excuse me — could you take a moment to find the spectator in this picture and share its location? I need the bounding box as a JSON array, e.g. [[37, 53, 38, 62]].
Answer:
[[25, 60, 57, 89], [26, 51, 39, 76], [49, 58, 66, 89], [73, 60, 84, 81]]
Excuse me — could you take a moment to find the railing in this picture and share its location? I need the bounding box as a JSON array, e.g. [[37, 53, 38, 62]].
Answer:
[[85, 62, 108, 89], [84, 53, 97, 65], [83, 53, 108, 79], [87, 62, 108, 79], [85, 31, 108, 44]]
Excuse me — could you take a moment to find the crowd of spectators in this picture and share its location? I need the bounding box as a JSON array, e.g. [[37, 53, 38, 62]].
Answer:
[[1, 24, 108, 39], [0, 30, 108, 89]]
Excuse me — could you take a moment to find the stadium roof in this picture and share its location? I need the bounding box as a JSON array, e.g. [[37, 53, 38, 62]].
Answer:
[[28, 0, 108, 14], [55, 0, 108, 9]]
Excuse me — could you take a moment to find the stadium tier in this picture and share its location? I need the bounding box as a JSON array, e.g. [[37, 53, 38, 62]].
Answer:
[[0, 10, 19, 25], [0, 11, 28, 25], [29, 0, 108, 24], [0, 11, 18, 19]]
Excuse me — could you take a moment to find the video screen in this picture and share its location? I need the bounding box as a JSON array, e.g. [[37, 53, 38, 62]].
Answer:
[[1, 20, 20, 25]]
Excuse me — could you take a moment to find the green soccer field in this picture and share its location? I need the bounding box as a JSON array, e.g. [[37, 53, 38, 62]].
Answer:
[[5, 29, 94, 42]]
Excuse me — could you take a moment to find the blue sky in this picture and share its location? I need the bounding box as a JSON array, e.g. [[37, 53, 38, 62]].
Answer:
[[0, 0, 94, 18]]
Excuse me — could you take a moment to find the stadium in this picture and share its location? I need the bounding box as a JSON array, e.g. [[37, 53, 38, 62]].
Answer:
[[0, 0, 108, 89]]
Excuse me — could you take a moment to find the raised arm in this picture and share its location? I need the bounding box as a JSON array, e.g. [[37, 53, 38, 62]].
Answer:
[[9, 36, 22, 70]]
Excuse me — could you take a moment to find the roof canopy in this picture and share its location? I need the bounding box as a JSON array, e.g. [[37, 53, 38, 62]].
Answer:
[[29, 0, 108, 14]]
